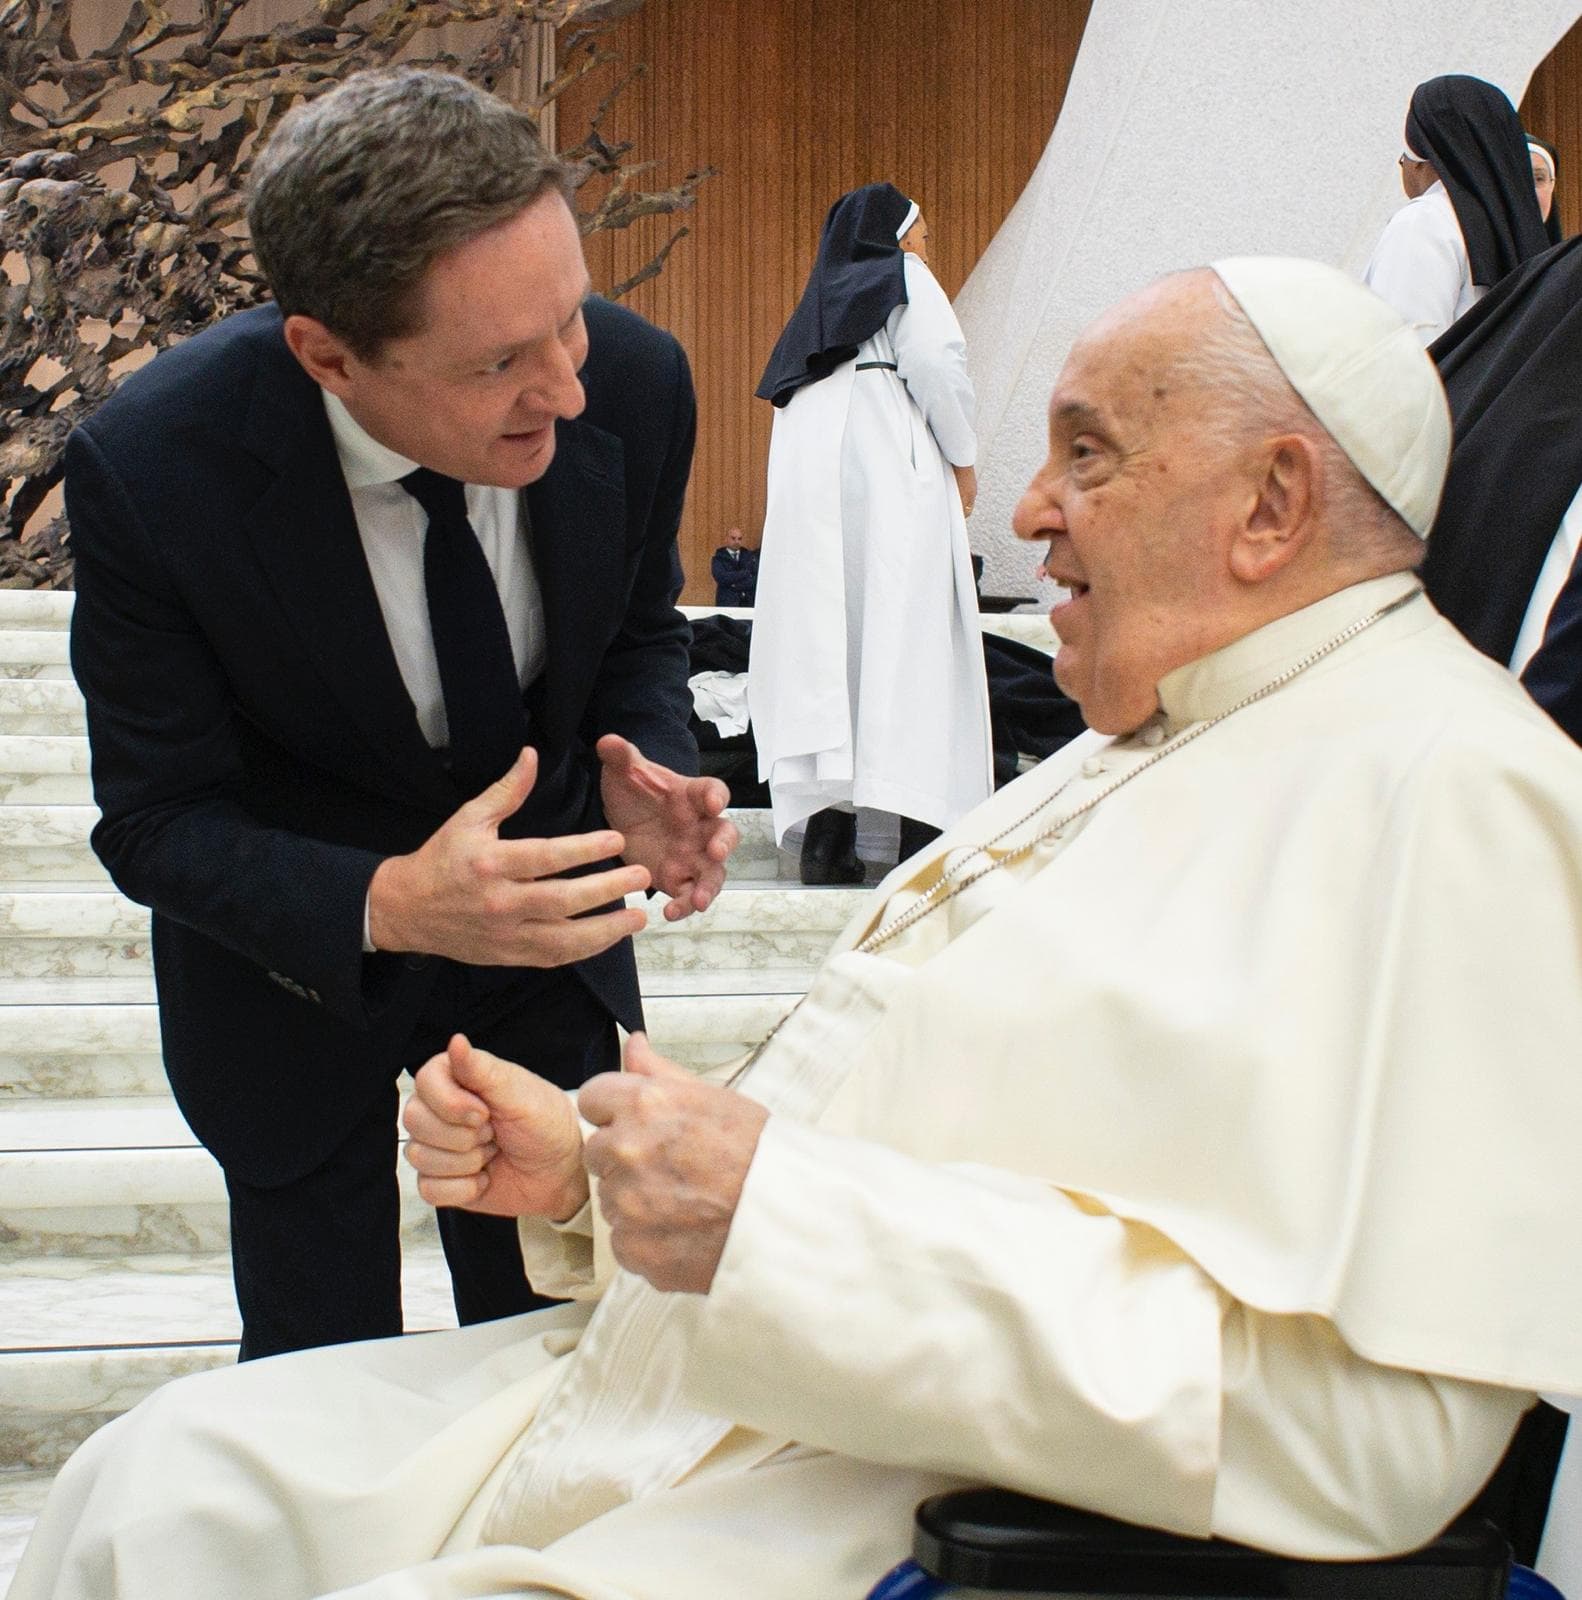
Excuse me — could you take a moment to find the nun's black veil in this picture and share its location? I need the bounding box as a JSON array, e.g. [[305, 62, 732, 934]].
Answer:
[[1421, 235, 1582, 742], [1406, 75, 1549, 286], [755, 182, 913, 408]]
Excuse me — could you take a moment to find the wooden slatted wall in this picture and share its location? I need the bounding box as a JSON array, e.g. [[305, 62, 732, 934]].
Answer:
[[555, 0, 1093, 601]]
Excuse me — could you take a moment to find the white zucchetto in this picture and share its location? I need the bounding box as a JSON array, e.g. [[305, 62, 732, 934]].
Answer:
[[1211, 256, 1452, 537]]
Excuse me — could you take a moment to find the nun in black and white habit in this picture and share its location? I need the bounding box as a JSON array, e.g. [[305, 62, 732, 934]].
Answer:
[[1422, 232, 1582, 749], [1363, 74, 1549, 346], [748, 183, 992, 864]]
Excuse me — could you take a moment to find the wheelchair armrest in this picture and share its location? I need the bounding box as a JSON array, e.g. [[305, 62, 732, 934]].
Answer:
[[912, 1489, 1511, 1596]]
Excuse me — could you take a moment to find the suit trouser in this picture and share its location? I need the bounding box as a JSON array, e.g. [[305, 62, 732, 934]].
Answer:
[[224, 961, 619, 1361]]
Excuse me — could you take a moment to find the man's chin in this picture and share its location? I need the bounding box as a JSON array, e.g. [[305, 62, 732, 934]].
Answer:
[[493, 429, 558, 487], [1055, 657, 1155, 735]]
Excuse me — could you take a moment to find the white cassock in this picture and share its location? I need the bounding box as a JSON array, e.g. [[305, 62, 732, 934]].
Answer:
[[748, 253, 993, 843], [16, 575, 1582, 1600], [1362, 181, 1485, 346]]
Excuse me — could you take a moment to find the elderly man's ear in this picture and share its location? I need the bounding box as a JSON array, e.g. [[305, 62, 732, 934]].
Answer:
[[1229, 434, 1318, 584]]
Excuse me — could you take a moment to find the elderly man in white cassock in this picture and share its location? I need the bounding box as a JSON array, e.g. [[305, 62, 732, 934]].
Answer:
[[14, 258, 1582, 1600]]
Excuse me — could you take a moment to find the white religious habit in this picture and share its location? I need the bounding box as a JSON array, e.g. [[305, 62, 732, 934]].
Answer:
[[1363, 180, 1485, 345], [749, 252, 993, 843], [16, 576, 1582, 1600]]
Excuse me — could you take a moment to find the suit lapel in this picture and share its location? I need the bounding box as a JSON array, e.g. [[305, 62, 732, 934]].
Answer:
[[238, 332, 456, 810], [525, 417, 627, 746]]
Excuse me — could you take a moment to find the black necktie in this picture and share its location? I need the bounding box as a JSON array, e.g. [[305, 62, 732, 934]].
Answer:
[[400, 467, 526, 797]]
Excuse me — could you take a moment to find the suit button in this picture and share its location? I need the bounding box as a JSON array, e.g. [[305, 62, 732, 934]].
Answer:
[[404, 954, 430, 970]]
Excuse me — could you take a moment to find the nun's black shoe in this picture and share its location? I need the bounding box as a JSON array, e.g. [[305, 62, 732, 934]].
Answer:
[[897, 816, 942, 863], [800, 808, 865, 885]]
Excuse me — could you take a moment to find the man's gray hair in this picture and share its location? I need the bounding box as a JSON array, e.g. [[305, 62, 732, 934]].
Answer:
[[248, 68, 572, 356], [1177, 275, 1423, 567]]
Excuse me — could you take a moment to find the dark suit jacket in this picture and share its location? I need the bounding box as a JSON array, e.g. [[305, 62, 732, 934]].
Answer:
[[710, 545, 759, 606], [66, 297, 698, 1186]]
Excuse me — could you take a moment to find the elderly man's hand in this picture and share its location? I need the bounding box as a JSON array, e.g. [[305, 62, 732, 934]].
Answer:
[[404, 1034, 589, 1221], [596, 735, 737, 921], [579, 1033, 768, 1294]]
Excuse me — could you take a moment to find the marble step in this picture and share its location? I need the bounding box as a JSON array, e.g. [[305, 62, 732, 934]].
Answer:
[[0, 738, 90, 807], [0, 593, 72, 630], [0, 805, 105, 885], [0, 1107, 441, 1261], [0, 881, 858, 982], [0, 805, 791, 888], [1, 1472, 52, 1596], [0, 680, 84, 736], [0, 1002, 164, 1099], [0, 632, 70, 684], [0, 990, 800, 1100], [0, 1240, 459, 1474]]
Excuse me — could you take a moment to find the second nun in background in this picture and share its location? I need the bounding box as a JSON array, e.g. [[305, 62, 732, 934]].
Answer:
[[1363, 73, 1549, 345], [749, 182, 992, 884]]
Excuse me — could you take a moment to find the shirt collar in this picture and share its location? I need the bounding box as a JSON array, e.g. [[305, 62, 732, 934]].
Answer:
[[1155, 573, 1424, 726], [322, 391, 419, 489]]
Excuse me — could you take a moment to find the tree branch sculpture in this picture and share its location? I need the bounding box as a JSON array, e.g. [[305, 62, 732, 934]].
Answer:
[[0, 0, 712, 587]]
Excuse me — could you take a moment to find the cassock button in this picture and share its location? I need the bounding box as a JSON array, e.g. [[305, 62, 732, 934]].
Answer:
[[1081, 755, 1106, 778]]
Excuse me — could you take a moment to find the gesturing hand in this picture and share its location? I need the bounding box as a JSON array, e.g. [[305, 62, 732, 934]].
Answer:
[[369, 747, 650, 964], [596, 735, 737, 921], [578, 1033, 768, 1294], [403, 1034, 589, 1221]]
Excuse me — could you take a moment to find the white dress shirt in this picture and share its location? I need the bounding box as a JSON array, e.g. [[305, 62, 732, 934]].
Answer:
[[322, 393, 547, 951], [322, 392, 546, 749]]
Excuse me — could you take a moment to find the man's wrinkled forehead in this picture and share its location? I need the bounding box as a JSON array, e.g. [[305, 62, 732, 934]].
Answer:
[[1050, 279, 1213, 435]]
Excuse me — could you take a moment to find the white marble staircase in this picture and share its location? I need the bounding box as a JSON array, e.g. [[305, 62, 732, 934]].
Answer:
[[0, 590, 866, 1590]]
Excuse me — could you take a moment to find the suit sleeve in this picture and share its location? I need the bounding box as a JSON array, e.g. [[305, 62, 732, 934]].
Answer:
[[66, 425, 387, 1026], [580, 333, 700, 777], [682, 1117, 1528, 1558]]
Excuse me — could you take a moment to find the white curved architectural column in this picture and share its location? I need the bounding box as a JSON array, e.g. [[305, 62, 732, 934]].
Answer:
[[960, 0, 1582, 598]]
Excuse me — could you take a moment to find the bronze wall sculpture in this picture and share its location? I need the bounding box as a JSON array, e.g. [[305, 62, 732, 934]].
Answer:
[[0, 0, 710, 587]]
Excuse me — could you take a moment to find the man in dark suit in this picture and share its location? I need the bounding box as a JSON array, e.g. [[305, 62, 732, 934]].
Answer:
[[65, 67, 735, 1360], [710, 526, 760, 606]]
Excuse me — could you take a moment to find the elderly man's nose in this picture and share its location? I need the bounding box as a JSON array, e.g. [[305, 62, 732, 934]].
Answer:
[[1012, 476, 1060, 541]]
